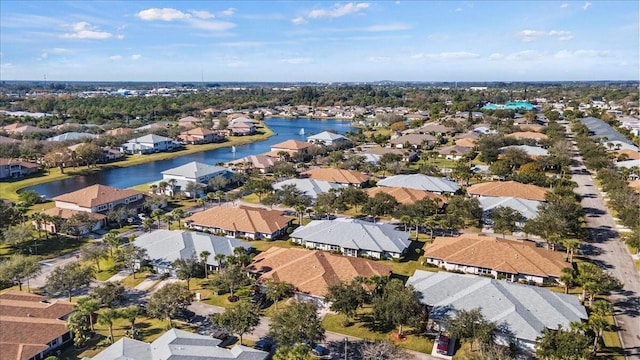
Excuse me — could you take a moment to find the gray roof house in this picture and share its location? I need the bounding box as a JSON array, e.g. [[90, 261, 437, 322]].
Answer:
[[307, 131, 349, 146], [479, 196, 542, 222], [134, 230, 252, 274], [291, 218, 411, 259], [500, 145, 549, 158], [406, 270, 587, 352], [121, 134, 180, 154], [377, 174, 459, 194], [46, 132, 97, 142], [273, 178, 347, 200], [158, 161, 234, 196], [89, 328, 268, 360]]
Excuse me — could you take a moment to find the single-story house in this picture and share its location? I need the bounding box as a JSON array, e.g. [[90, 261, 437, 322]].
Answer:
[[158, 161, 234, 197], [479, 196, 542, 225], [499, 145, 548, 158], [377, 174, 459, 194], [273, 178, 346, 200], [1, 123, 41, 135], [0, 291, 75, 360], [406, 270, 587, 352], [388, 134, 438, 149], [177, 127, 223, 144], [104, 127, 133, 137], [177, 115, 202, 128], [466, 181, 549, 202], [46, 132, 97, 142], [121, 134, 180, 154], [89, 328, 269, 360], [291, 218, 411, 259], [307, 131, 349, 146], [301, 168, 370, 187], [185, 205, 293, 240], [413, 123, 455, 135], [423, 233, 569, 284], [231, 155, 278, 173], [366, 186, 448, 207], [0, 136, 21, 144], [361, 146, 419, 163], [269, 139, 314, 156], [505, 131, 549, 141], [248, 247, 391, 308], [437, 145, 473, 160], [53, 184, 145, 214], [133, 230, 252, 274]]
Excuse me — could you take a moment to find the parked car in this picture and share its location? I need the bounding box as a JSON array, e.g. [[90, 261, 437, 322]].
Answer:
[[254, 338, 274, 352], [311, 344, 330, 357], [436, 335, 450, 355], [210, 328, 230, 341]]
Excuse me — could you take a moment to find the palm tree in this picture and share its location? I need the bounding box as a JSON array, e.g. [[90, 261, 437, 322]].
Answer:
[[98, 308, 119, 344], [103, 231, 120, 258], [197, 197, 207, 210], [167, 178, 178, 197], [562, 238, 580, 263], [214, 253, 226, 272], [588, 300, 614, 352], [161, 214, 173, 229], [200, 250, 211, 278], [158, 181, 168, 195], [31, 213, 44, 239], [76, 298, 100, 332], [560, 267, 577, 294], [151, 209, 164, 229], [399, 215, 411, 232], [142, 218, 154, 232], [214, 190, 225, 206], [119, 305, 140, 338], [172, 209, 185, 230]]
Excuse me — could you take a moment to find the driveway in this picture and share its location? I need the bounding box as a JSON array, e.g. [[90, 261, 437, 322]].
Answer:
[[30, 251, 81, 289], [568, 133, 640, 359]]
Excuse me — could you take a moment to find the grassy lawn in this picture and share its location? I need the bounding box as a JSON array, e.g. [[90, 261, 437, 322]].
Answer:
[[322, 307, 433, 354], [121, 271, 152, 288], [250, 238, 295, 252], [94, 257, 119, 281], [598, 315, 625, 360], [241, 193, 261, 204], [0, 234, 89, 260]]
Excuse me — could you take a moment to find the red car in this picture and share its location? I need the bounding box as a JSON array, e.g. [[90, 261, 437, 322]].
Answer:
[[436, 335, 450, 355]]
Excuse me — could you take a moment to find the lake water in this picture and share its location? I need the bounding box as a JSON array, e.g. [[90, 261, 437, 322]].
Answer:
[[26, 117, 352, 198]]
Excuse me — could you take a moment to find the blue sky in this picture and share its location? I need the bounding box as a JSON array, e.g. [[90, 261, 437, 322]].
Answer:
[[1, 1, 638, 82]]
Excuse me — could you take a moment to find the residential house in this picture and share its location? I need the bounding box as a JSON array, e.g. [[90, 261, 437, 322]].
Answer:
[[505, 131, 549, 141], [231, 155, 278, 173], [479, 196, 542, 226], [185, 205, 293, 240], [388, 134, 438, 149], [467, 181, 549, 202], [454, 137, 477, 148], [104, 127, 133, 137], [269, 139, 314, 157], [615, 148, 640, 161], [53, 184, 145, 215], [291, 218, 411, 259], [89, 328, 269, 360], [0, 291, 75, 360], [361, 146, 419, 163], [0, 136, 22, 144], [177, 127, 223, 145], [37, 207, 107, 234], [423, 233, 569, 283], [273, 178, 346, 200], [406, 270, 587, 352], [177, 115, 202, 128], [248, 247, 391, 308], [0, 158, 39, 179], [46, 132, 97, 142], [437, 145, 472, 160], [366, 186, 447, 208], [414, 122, 455, 135], [1, 123, 41, 135], [301, 168, 370, 187], [377, 174, 459, 194], [499, 145, 548, 158], [226, 122, 255, 136], [158, 161, 234, 197], [121, 134, 180, 154], [133, 230, 252, 274], [307, 131, 349, 146]]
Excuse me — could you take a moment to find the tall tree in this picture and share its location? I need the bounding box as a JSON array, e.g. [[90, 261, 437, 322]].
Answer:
[[490, 206, 524, 238], [76, 297, 100, 332], [372, 279, 423, 337], [45, 262, 94, 301], [67, 311, 92, 349], [536, 325, 591, 360], [91, 281, 125, 307], [211, 301, 260, 345], [98, 308, 119, 344], [119, 305, 141, 338], [325, 280, 367, 326], [360, 340, 413, 360], [445, 308, 496, 353], [200, 250, 211, 278], [118, 244, 147, 279], [264, 281, 295, 311], [173, 256, 202, 290], [0, 254, 41, 292], [103, 230, 121, 258], [81, 243, 109, 271], [146, 282, 193, 327], [268, 300, 325, 347]]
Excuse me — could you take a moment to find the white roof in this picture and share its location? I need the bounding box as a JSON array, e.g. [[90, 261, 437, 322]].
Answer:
[[307, 131, 348, 141], [161, 161, 232, 180], [273, 178, 346, 199], [377, 174, 459, 194], [291, 218, 411, 254], [128, 134, 174, 144], [479, 196, 542, 220], [500, 145, 549, 157], [615, 159, 640, 169], [46, 132, 97, 142], [134, 230, 252, 268], [407, 271, 587, 343]]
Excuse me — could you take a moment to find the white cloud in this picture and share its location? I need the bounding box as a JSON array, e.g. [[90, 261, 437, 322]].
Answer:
[[489, 53, 504, 60], [220, 8, 236, 16], [308, 2, 370, 19], [117, 34, 125, 40], [227, 60, 248, 68], [137, 8, 192, 21], [192, 10, 214, 19], [455, 7, 463, 12], [109, 55, 123, 61], [549, 30, 574, 41], [506, 50, 543, 61], [131, 54, 142, 60], [368, 56, 391, 63], [62, 22, 113, 40], [292, 16, 307, 25], [49, 48, 73, 55], [38, 52, 48, 61], [555, 49, 612, 59], [560, 3, 569, 8], [280, 58, 312, 64], [364, 24, 410, 32], [515, 29, 545, 42], [411, 51, 480, 61], [583, 2, 592, 10], [189, 19, 235, 31]]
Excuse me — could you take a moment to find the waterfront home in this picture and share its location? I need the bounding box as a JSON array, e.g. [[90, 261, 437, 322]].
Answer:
[[306, 131, 349, 146], [366, 186, 448, 207], [46, 132, 97, 142], [158, 161, 234, 197], [423, 233, 568, 284], [377, 174, 459, 194], [0, 158, 39, 179], [37, 207, 107, 234], [388, 133, 438, 149], [406, 271, 586, 352], [134, 230, 252, 274], [89, 328, 268, 360], [121, 134, 180, 154], [269, 139, 314, 156], [248, 247, 391, 308], [273, 178, 346, 200], [226, 121, 255, 136], [185, 205, 293, 240], [0, 291, 75, 360], [291, 218, 411, 259], [467, 181, 549, 202], [177, 127, 223, 145], [231, 154, 278, 173], [301, 167, 370, 187], [52, 184, 145, 215]]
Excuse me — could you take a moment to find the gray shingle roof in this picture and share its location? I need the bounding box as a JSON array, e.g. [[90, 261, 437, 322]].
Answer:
[[406, 271, 587, 342], [377, 174, 459, 194], [478, 196, 542, 220], [291, 218, 411, 254], [46, 132, 97, 142], [499, 145, 549, 157], [129, 134, 174, 144], [307, 131, 348, 141], [273, 178, 346, 199], [579, 117, 635, 146], [161, 161, 232, 180], [134, 230, 252, 268]]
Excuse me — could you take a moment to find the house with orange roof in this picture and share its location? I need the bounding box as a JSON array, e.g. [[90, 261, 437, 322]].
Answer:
[[301, 167, 370, 187], [366, 186, 447, 207], [615, 148, 640, 161], [1, 123, 41, 135], [269, 139, 314, 156], [177, 115, 202, 128], [226, 121, 255, 136], [184, 205, 293, 240], [518, 124, 545, 132], [177, 127, 223, 145], [104, 127, 133, 137], [247, 247, 391, 308], [53, 184, 145, 214], [0, 291, 75, 360], [454, 137, 477, 148], [36, 207, 107, 234], [388, 133, 438, 149], [505, 131, 549, 141], [0, 158, 39, 179], [466, 181, 549, 202], [231, 155, 278, 173], [423, 233, 570, 284]]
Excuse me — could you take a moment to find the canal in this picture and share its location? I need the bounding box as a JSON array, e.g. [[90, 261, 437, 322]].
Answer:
[[26, 117, 353, 198]]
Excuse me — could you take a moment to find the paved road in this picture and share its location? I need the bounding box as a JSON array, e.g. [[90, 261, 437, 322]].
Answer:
[[568, 137, 640, 359], [30, 251, 81, 288]]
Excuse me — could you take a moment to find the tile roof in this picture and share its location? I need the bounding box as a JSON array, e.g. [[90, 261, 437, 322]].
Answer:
[[437, 145, 472, 156], [467, 181, 549, 201], [424, 233, 569, 277], [366, 186, 448, 206], [185, 205, 292, 235], [53, 184, 143, 208], [180, 127, 215, 136], [0, 158, 38, 168], [274, 178, 346, 199], [302, 168, 370, 185], [291, 218, 411, 254], [377, 174, 459, 194], [43, 207, 107, 220], [232, 155, 278, 170], [248, 247, 391, 297], [388, 133, 437, 145], [0, 136, 22, 144], [46, 132, 97, 142], [454, 138, 477, 148], [307, 131, 348, 141], [271, 139, 314, 151], [407, 270, 587, 342], [0, 291, 74, 360], [615, 149, 640, 160], [105, 127, 133, 136], [505, 131, 549, 140]]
